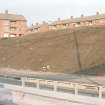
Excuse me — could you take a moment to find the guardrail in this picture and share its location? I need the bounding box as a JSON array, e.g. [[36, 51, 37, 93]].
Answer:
[[1, 77, 105, 105], [21, 77, 105, 98]]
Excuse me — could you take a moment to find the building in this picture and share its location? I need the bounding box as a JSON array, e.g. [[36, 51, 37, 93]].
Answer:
[[29, 12, 105, 33], [0, 10, 27, 38], [29, 21, 49, 33]]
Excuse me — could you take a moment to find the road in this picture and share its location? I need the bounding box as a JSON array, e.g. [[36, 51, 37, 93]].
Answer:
[[0, 86, 16, 105], [0, 84, 88, 105], [0, 72, 104, 85]]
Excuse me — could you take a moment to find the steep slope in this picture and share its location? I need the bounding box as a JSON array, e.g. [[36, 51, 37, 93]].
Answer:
[[0, 26, 105, 75]]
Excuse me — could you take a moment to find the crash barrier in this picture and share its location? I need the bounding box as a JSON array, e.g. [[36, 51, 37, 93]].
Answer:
[[1, 77, 105, 105]]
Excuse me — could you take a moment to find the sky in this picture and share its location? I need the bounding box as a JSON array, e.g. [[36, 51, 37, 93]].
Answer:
[[0, 0, 105, 25]]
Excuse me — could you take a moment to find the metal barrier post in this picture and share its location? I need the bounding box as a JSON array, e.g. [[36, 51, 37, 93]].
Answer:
[[53, 81, 58, 92], [21, 77, 25, 87], [99, 86, 102, 99], [36, 79, 40, 89], [75, 83, 78, 95]]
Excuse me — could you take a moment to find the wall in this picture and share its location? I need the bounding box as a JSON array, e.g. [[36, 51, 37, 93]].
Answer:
[[0, 20, 10, 38], [0, 19, 27, 38], [15, 20, 27, 36]]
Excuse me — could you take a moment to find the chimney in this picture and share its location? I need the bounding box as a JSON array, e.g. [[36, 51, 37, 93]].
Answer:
[[70, 16, 73, 19], [43, 21, 47, 24], [36, 23, 39, 26], [96, 12, 99, 15], [57, 18, 61, 21], [81, 14, 84, 18], [5, 10, 8, 14]]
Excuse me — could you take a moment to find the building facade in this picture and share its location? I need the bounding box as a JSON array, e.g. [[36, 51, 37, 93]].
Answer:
[[29, 12, 105, 33], [0, 11, 27, 38], [29, 21, 49, 33]]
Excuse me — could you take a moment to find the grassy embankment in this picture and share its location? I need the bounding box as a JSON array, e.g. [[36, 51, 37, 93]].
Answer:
[[0, 26, 105, 75]]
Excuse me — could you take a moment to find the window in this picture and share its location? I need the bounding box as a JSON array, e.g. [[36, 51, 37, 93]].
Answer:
[[10, 21, 16, 23], [10, 27, 16, 31], [10, 21, 16, 26], [77, 22, 80, 25], [88, 21, 92, 25]]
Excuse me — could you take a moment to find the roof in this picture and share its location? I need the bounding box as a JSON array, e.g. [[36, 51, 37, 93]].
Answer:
[[0, 13, 26, 21], [30, 13, 105, 29], [50, 14, 105, 26]]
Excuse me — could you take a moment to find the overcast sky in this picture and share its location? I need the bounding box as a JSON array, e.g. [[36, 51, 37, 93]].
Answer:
[[0, 0, 105, 25]]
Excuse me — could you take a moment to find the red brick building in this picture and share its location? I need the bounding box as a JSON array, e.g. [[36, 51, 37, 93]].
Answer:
[[0, 10, 27, 38], [29, 12, 105, 33], [29, 21, 49, 33]]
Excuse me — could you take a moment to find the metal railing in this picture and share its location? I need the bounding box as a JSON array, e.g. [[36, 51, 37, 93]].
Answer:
[[1, 76, 105, 105], [21, 77, 105, 99]]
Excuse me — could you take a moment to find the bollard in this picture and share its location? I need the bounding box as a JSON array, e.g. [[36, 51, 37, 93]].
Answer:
[[53, 81, 58, 92], [75, 83, 78, 95], [98, 86, 102, 99]]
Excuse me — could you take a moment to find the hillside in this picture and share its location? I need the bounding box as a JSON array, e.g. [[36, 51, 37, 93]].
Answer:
[[0, 26, 105, 75]]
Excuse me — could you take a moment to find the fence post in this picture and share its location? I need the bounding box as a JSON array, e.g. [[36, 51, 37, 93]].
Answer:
[[53, 81, 58, 92], [75, 83, 78, 95], [99, 86, 102, 99]]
